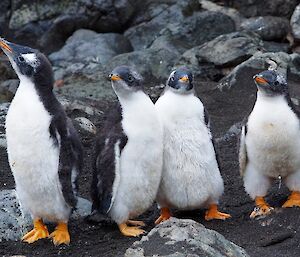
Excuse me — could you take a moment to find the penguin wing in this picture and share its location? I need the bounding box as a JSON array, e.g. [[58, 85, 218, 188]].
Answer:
[[50, 115, 83, 209], [239, 124, 248, 176], [91, 103, 128, 214]]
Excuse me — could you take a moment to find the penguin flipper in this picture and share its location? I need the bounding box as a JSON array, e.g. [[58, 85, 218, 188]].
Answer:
[[91, 103, 128, 215], [239, 124, 248, 176], [50, 116, 83, 209]]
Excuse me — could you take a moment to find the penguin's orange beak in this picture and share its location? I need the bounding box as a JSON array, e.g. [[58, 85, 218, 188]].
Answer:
[[0, 39, 12, 53], [254, 76, 267, 84], [110, 74, 121, 81], [179, 75, 189, 83]]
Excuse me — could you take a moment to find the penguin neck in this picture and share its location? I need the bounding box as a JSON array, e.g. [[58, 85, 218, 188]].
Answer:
[[16, 74, 60, 114], [116, 90, 146, 108], [257, 91, 285, 101]]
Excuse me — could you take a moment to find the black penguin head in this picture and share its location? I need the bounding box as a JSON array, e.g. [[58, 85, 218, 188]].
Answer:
[[0, 38, 54, 89], [253, 70, 288, 96], [109, 66, 143, 95], [167, 66, 194, 94]]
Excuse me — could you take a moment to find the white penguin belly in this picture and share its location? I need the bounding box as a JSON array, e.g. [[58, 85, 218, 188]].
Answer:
[[246, 95, 300, 178], [6, 81, 69, 221], [109, 92, 163, 223], [155, 91, 223, 210]]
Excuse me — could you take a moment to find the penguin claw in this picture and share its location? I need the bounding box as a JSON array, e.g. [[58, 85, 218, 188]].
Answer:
[[118, 223, 145, 237], [22, 219, 49, 244], [49, 222, 70, 246], [205, 204, 231, 221]]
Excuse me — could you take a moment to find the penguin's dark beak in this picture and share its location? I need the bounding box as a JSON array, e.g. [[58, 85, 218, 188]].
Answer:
[[0, 38, 12, 54]]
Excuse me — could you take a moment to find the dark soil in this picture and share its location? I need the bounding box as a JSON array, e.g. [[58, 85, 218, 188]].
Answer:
[[1, 80, 300, 257]]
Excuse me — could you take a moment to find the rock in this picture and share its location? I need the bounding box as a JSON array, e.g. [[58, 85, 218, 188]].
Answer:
[[200, 0, 245, 28], [128, 9, 236, 52], [0, 79, 19, 103], [176, 31, 263, 79], [0, 189, 31, 242], [124, 3, 185, 51], [125, 218, 249, 257], [240, 16, 290, 41], [218, 52, 300, 90], [231, 0, 299, 18], [72, 197, 92, 219], [291, 4, 300, 42], [106, 45, 179, 80], [74, 117, 97, 134], [0, 103, 9, 148], [8, 0, 138, 52], [153, 11, 236, 54], [0, 55, 16, 82], [58, 97, 104, 116], [0, 189, 92, 241], [50, 29, 132, 78], [263, 41, 291, 53]]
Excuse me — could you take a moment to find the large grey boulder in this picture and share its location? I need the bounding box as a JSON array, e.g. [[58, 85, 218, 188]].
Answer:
[[291, 4, 300, 42], [49, 29, 132, 80], [240, 16, 290, 41], [0, 189, 92, 241], [231, 0, 299, 18], [219, 52, 300, 90], [127, 10, 235, 52], [153, 11, 236, 54], [124, 3, 185, 51], [176, 31, 263, 79], [200, 0, 245, 29], [8, 0, 137, 52], [106, 45, 179, 81], [125, 218, 249, 257]]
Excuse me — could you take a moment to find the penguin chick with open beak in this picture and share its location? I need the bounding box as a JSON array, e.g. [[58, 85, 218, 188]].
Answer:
[[154, 67, 231, 223], [91, 66, 163, 237], [0, 38, 83, 245], [239, 68, 300, 218]]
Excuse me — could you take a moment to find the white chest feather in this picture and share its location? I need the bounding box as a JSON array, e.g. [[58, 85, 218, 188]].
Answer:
[[6, 77, 69, 221], [246, 94, 300, 177], [154, 90, 224, 209], [109, 91, 163, 223]]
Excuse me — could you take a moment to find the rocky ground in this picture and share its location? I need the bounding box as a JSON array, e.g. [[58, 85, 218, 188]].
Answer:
[[1, 0, 300, 256]]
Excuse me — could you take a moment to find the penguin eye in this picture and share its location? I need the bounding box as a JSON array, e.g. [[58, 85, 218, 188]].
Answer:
[[18, 56, 25, 63], [128, 75, 134, 82], [170, 77, 175, 82]]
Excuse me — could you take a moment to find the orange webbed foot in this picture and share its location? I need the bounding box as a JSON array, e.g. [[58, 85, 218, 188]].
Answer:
[[250, 196, 274, 219], [282, 191, 300, 208], [22, 219, 49, 244], [155, 207, 172, 225], [205, 204, 231, 221], [118, 222, 145, 237], [49, 222, 70, 246]]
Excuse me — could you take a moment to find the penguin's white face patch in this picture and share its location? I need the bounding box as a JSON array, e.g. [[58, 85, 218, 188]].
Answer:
[[22, 53, 40, 69]]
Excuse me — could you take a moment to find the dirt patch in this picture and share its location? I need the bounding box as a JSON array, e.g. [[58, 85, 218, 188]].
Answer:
[[1, 81, 300, 257]]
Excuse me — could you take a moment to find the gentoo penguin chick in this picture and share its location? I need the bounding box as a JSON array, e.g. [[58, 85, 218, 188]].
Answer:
[[0, 38, 82, 245], [155, 67, 230, 224], [239, 67, 300, 218], [91, 66, 163, 237]]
